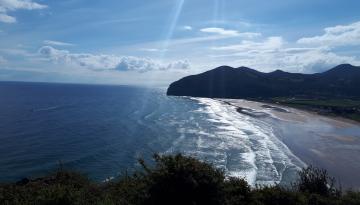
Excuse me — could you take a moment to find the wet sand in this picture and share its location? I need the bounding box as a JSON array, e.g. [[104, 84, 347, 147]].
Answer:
[[220, 99, 360, 189]]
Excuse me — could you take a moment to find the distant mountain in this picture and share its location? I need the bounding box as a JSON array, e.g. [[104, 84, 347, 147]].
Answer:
[[166, 64, 360, 99]]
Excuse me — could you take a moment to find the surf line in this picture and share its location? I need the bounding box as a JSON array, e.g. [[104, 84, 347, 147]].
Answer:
[[216, 99, 269, 118]]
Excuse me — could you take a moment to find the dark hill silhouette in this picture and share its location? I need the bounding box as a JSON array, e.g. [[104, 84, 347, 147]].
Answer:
[[166, 64, 360, 99]]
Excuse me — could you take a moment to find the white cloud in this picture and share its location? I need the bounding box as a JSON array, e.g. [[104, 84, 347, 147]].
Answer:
[[209, 35, 359, 73], [208, 20, 253, 28], [200, 27, 261, 39], [166, 60, 191, 70], [127, 27, 261, 52], [43, 40, 75, 47], [38, 46, 191, 72], [0, 12, 15, 23], [140, 48, 168, 52], [212, 36, 284, 52], [0, 0, 47, 23], [138, 28, 261, 48], [201, 27, 240, 36], [279, 49, 357, 73], [297, 21, 360, 47], [0, 0, 47, 10], [39, 46, 123, 69], [205, 22, 360, 73], [212, 47, 358, 73], [183, 25, 193, 30], [237, 32, 262, 38], [115, 57, 190, 72]]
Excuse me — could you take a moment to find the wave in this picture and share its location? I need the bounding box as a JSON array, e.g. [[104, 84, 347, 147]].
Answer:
[[166, 97, 306, 186], [32, 104, 75, 112], [32, 106, 61, 112]]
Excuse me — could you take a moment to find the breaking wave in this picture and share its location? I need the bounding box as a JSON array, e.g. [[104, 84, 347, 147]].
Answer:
[[166, 97, 306, 186]]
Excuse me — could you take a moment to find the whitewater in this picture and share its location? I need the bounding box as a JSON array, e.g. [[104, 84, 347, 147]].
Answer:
[[166, 97, 306, 186]]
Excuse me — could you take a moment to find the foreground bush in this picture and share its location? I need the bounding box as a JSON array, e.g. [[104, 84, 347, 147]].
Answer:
[[295, 165, 339, 197], [0, 171, 104, 205], [0, 154, 360, 205], [141, 154, 225, 204]]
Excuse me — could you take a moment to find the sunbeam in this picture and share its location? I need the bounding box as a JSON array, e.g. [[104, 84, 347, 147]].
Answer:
[[159, 0, 185, 60], [213, 0, 225, 26], [213, 0, 220, 26], [136, 0, 186, 113], [142, 0, 185, 87]]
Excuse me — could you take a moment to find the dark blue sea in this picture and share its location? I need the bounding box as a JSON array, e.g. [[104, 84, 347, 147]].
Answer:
[[0, 82, 205, 182], [1, 81, 359, 186]]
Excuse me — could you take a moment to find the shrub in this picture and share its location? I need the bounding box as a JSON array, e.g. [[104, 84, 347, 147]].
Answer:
[[0, 170, 103, 205], [140, 153, 226, 205], [106, 173, 148, 205], [340, 191, 360, 205], [252, 186, 306, 205], [223, 177, 252, 205], [294, 166, 339, 197], [1, 154, 360, 205]]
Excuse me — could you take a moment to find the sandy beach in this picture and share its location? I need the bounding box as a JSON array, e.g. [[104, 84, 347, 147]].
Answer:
[[221, 99, 360, 189]]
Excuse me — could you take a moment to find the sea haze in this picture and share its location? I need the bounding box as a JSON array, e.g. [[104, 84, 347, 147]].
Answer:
[[0, 82, 359, 187]]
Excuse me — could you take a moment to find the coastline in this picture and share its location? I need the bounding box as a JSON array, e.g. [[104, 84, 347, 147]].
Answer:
[[218, 98, 360, 189], [259, 99, 360, 124], [223, 98, 359, 127]]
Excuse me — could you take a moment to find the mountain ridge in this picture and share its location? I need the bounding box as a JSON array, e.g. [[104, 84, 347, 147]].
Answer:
[[167, 64, 360, 99]]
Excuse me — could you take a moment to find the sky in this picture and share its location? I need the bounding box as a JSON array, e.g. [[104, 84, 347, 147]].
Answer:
[[1, 0, 360, 87]]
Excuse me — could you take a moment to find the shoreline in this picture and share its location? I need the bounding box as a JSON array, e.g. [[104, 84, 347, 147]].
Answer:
[[218, 98, 360, 189], [258, 98, 360, 124], [263, 100, 360, 127], [223, 98, 359, 128]]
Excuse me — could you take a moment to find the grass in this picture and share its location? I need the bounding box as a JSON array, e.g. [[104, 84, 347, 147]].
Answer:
[[273, 98, 360, 107], [1, 154, 360, 205], [270, 98, 360, 122]]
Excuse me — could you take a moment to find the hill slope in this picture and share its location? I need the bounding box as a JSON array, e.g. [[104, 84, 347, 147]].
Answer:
[[167, 64, 360, 99]]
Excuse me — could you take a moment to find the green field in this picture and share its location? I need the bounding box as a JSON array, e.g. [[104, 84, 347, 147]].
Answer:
[[270, 98, 360, 122]]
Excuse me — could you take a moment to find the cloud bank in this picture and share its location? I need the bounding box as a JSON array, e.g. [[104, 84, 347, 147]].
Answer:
[[297, 21, 360, 47], [39, 46, 190, 72], [207, 22, 360, 73], [2, 22, 360, 86]]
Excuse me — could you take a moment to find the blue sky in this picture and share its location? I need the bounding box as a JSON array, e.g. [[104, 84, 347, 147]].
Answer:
[[1, 0, 360, 86]]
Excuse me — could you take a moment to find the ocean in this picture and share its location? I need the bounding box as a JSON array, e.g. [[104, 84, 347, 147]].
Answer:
[[0, 81, 333, 186]]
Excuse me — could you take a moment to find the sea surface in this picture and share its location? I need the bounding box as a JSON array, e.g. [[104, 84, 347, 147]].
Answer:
[[0, 82, 359, 187]]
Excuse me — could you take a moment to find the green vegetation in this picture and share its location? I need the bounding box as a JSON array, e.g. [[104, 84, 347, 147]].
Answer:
[[1, 154, 360, 205], [270, 98, 360, 122]]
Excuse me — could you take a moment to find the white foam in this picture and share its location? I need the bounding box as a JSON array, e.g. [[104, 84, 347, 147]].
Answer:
[[33, 106, 60, 112], [167, 97, 306, 186]]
